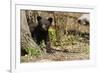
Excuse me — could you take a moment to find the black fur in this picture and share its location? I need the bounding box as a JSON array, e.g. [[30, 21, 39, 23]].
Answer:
[[32, 16, 53, 53]]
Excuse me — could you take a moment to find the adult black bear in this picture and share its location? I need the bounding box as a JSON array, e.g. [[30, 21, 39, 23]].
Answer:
[[32, 16, 53, 53]]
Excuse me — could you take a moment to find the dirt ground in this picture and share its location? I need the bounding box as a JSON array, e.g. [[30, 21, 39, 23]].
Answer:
[[21, 46, 89, 62]]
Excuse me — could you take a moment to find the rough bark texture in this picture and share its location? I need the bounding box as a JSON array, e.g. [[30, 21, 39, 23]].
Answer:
[[20, 10, 41, 55]]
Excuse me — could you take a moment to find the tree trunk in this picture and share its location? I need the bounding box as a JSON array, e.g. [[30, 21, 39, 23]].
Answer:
[[20, 10, 42, 56]]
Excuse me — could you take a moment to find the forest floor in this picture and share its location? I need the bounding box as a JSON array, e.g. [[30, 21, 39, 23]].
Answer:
[[21, 50, 89, 62], [21, 34, 89, 63]]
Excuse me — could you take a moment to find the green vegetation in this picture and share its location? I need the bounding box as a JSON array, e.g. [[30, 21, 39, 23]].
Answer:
[[48, 27, 57, 46], [25, 48, 42, 57]]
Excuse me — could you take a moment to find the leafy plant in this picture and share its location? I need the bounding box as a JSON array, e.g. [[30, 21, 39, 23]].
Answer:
[[48, 27, 57, 46], [25, 48, 42, 57]]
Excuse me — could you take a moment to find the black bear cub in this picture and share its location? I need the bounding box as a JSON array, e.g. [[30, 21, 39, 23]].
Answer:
[[32, 16, 53, 53]]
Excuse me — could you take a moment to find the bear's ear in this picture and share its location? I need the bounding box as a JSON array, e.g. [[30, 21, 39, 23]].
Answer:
[[37, 16, 42, 21], [48, 17, 53, 24]]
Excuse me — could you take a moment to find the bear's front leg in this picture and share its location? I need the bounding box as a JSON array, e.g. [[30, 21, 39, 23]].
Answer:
[[45, 36, 54, 54]]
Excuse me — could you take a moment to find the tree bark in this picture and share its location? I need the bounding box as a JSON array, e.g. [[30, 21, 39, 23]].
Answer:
[[20, 10, 42, 56]]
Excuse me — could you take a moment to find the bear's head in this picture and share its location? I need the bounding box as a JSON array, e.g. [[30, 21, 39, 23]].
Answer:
[[37, 16, 53, 31], [77, 14, 89, 25]]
